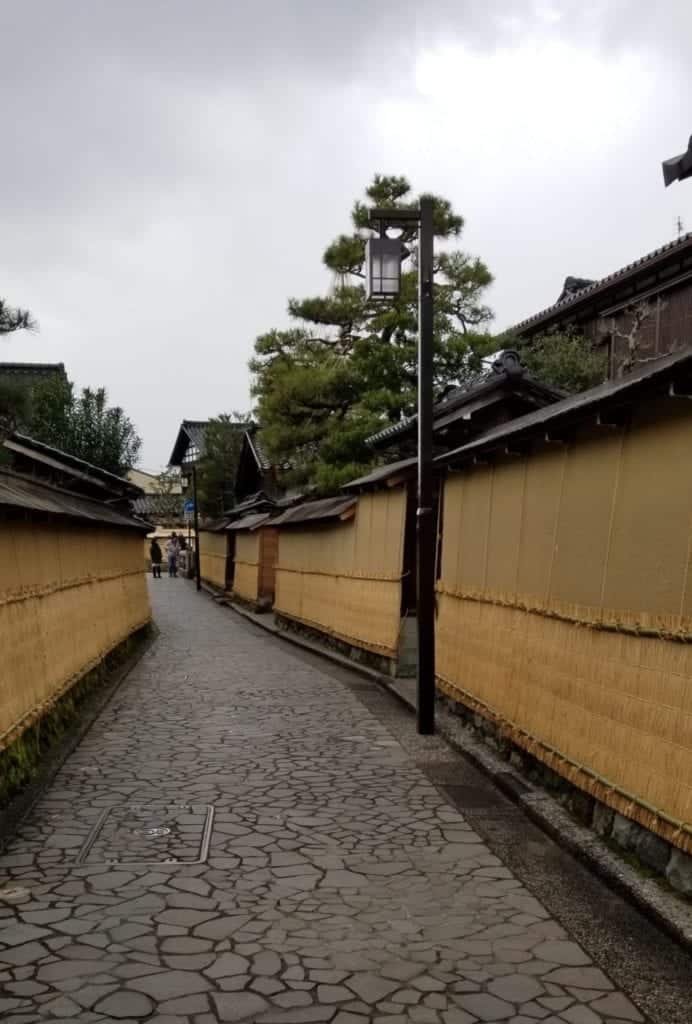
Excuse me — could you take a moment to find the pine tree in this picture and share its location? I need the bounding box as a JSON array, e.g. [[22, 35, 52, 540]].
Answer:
[[250, 175, 495, 491]]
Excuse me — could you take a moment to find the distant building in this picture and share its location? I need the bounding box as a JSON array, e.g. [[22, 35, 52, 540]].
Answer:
[[168, 419, 210, 470], [168, 418, 249, 517], [0, 361, 67, 389], [0, 361, 68, 431], [234, 429, 282, 502], [3, 431, 142, 513], [127, 467, 182, 495], [513, 233, 692, 378], [127, 467, 183, 526]]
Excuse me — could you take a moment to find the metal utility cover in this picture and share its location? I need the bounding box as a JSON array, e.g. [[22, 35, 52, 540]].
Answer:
[[75, 803, 214, 866]]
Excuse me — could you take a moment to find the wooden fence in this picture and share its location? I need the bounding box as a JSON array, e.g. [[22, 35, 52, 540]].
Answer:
[[437, 398, 692, 853], [1, 520, 150, 751], [233, 527, 278, 606], [198, 530, 229, 590], [274, 489, 406, 657]]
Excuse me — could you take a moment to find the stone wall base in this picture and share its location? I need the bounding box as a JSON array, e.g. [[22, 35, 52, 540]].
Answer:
[[439, 693, 692, 900], [274, 613, 398, 678]]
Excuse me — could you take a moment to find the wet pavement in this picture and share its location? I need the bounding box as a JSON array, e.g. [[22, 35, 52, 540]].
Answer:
[[0, 578, 687, 1022]]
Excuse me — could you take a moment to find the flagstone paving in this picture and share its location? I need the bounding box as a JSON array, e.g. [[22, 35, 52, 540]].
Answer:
[[0, 581, 654, 1022]]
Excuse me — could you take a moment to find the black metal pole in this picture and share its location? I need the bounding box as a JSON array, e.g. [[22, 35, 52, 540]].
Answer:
[[192, 463, 201, 592], [417, 196, 435, 735]]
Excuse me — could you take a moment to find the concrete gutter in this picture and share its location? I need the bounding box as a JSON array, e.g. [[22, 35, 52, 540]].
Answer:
[[217, 592, 692, 953]]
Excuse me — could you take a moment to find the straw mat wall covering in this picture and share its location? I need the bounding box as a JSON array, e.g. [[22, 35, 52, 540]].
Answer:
[[437, 400, 692, 853], [234, 532, 260, 603], [198, 531, 228, 590], [1, 520, 150, 751], [275, 489, 405, 656]]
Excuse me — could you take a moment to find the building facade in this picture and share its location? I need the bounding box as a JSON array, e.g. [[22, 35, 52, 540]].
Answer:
[[513, 233, 692, 379]]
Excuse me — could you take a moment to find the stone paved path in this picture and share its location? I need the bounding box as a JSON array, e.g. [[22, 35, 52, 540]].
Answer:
[[0, 581, 650, 1022]]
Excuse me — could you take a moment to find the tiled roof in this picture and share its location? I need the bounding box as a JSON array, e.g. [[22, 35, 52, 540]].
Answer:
[[437, 344, 692, 467], [366, 355, 563, 448], [131, 494, 183, 518], [182, 420, 209, 450], [226, 512, 273, 531], [342, 458, 416, 491], [271, 496, 357, 527], [0, 469, 149, 531], [5, 433, 141, 498], [246, 431, 272, 470], [226, 491, 277, 518], [168, 420, 210, 466], [0, 361, 66, 380], [513, 231, 692, 334]]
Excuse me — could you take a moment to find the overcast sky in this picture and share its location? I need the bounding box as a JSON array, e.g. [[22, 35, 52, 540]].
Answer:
[[2, 1, 691, 469]]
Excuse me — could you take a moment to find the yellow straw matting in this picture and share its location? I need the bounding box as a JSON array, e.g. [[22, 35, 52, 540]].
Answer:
[[437, 403, 692, 853], [1, 521, 150, 750], [275, 489, 406, 657]]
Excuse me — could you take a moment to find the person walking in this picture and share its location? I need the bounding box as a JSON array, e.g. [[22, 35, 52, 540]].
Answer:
[[150, 538, 163, 579], [166, 532, 180, 578]]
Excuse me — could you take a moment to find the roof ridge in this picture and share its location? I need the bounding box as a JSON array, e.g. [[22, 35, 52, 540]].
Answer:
[[513, 230, 692, 333], [10, 432, 136, 489]]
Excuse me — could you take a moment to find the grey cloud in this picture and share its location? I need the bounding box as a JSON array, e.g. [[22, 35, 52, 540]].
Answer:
[[2, 1, 692, 467]]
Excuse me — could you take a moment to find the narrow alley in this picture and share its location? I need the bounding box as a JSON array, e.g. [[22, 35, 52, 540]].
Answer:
[[1, 581, 690, 1024]]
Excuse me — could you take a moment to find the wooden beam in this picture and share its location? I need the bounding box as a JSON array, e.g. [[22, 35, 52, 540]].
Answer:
[[544, 428, 572, 445], [503, 440, 530, 457], [668, 379, 692, 400], [596, 408, 629, 429]]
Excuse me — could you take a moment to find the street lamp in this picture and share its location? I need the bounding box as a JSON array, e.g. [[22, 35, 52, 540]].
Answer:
[[180, 462, 202, 592], [662, 135, 692, 187], [368, 198, 436, 735], [365, 235, 405, 298]]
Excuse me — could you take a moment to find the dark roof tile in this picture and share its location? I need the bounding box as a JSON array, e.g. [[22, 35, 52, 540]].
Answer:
[[0, 470, 149, 531], [513, 232, 692, 334], [272, 495, 357, 527], [437, 345, 692, 467]]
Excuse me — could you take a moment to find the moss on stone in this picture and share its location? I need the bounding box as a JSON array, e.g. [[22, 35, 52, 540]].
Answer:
[[0, 624, 152, 807]]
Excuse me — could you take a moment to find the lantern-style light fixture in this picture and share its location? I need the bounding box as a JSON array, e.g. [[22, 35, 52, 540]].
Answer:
[[365, 234, 404, 299], [663, 135, 692, 187]]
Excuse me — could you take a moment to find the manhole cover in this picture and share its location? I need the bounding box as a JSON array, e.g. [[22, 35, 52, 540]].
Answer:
[[75, 804, 214, 866]]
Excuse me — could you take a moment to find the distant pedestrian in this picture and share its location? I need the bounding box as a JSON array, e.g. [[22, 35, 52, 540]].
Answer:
[[166, 533, 180, 578], [150, 538, 163, 579]]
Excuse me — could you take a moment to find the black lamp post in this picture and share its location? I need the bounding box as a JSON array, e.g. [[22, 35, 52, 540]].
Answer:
[[181, 462, 202, 592], [367, 198, 436, 735]]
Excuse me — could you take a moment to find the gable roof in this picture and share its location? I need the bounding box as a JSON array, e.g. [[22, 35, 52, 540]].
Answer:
[[342, 458, 416, 492], [0, 361, 66, 382], [4, 432, 141, 500], [244, 430, 271, 471], [168, 420, 209, 466], [271, 495, 357, 527], [366, 352, 564, 450], [226, 512, 273, 531], [512, 231, 692, 337], [436, 344, 692, 468], [226, 491, 277, 518], [0, 468, 149, 532]]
